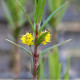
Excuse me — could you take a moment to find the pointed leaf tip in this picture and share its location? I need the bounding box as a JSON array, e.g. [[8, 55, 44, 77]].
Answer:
[[16, 0, 35, 33], [5, 39, 33, 56], [40, 39, 72, 55], [39, 2, 68, 34]]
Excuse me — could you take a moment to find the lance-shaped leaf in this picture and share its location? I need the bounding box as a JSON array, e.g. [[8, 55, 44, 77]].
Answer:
[[2, 0, 15, 30], [34, 0, 38, 23], [37, 0, 46, 23], [34, 0, 46, 23], [38, 2, 68, 34], [6, 39, 32, 56], [48, 48, 62, 79], [35, 32, 48, 46], [40, 39, 71, 55], [16, 0, 35, 33]]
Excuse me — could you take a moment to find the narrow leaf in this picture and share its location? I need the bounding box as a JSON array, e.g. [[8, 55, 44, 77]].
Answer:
[[39, 2, 68, 34], [2, 0, 15, 29], [48, 53, 54, 79], [35, 32, 48, 46], [37, 0, 46, 23], [34, 0, 45, 23], [41, 39, 71, 55], [63, 57, 70, 79], [16, 0, 35, 33], [34, 0, 38, 23], [7, 0, 18, 22], [6, 39, 32, 56], [58, 63, 62, 79], [48, 48, 62, 79]]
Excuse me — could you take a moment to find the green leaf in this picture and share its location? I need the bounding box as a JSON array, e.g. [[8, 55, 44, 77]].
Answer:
[[37, 0, 46, 23], [58, 63, 62, 79], [7, 0, 18, 22], [17, 0, 27, 27], [37, 55, 45, 80], [63, 57, 70, 80], [41, 39, 71, 55], [48, 53, 54, 79], [34, 0, 38, 23], [35, 32, 48, 46], [55, 1, 69, 25], [48, 0, 69, 28], [48, 47, 62, 79], [34, 0, 46, 23], [16, 0, 35, 33], [5, 39, 32, 56], [38, 2, 68, 34], [2, 0, 15, 29], [31, 57, 33, 74], [7, 0, 27, 27]]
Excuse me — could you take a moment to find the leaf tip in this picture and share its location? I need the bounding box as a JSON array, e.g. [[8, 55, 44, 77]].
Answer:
[[67, 39, 72, 42], [5, 39, 12, 43], [5, 39, 8, 41]]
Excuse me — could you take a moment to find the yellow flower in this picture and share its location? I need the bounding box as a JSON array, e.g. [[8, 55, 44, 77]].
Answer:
[[20, 32, 34, 46], [40, 30, 51, 45]]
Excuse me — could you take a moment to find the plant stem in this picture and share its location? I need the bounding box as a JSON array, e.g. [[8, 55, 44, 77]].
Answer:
[[14, 36, 20, 80], [13, 25, 21, 80], [33, 23, 39, 80]]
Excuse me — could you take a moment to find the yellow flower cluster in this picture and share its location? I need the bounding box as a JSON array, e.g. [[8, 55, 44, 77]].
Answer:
[[20, 33, 34, 46], [20, 31, 51, 46], [40, 30, 51, 45]]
